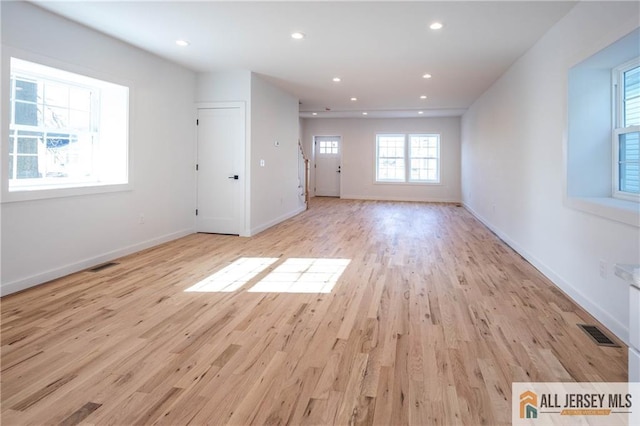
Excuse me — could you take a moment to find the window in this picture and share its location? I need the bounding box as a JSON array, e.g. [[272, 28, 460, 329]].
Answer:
[[409, 134, 439, 182], [376, 134, 405, 181], [7, 58, 129, 195], [318, 140, 339, 154], [613, 58, 640, 200], [376, 133, 440, 183], [565, 28, 639, 227]]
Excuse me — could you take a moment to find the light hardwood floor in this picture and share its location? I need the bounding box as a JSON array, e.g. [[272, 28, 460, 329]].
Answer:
[[1, 198, 627, 425]]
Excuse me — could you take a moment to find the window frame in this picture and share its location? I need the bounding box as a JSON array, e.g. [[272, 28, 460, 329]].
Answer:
[[3, 53, 132, 203], [375, 133, 406, 183], [408, 134, 440, 183], [375, 133, 441, 184], [8, 72, 100, 186], [317, 139, 339, 155], [612, 57, 640, 202]]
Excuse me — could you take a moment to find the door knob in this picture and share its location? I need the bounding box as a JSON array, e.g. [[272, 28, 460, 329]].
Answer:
[[228, 175, 239, 180]]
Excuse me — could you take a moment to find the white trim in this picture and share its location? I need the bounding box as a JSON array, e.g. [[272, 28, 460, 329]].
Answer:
[[249, 205, 306, 236], [341, 194, 460, 203], [195, 101, 246, 110], [2, 46, 134, 89], [614, 57, 640, 129], [463, 202, 630, 345], [194, 101, 249, 236], [375, 133, 406, 183], [0, 228, 194, 296], [2, 182, 133, 203], [374, 132, 441, 184], [565, 196, 640, 228], [408, 133, 441, 183], [612, 127, 640, 202], [3, 53, 133, 203], [312, 134, 342, 197], [612, 58, 640, 201], [373, 181, 443, 187]]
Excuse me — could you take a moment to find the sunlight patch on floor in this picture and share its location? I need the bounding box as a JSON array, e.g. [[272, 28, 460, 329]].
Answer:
[[184, 257, 278, 292], [248, 258, 351, 293]]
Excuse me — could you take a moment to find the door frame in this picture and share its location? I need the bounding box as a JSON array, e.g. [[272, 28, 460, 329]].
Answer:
[[313, 134, 342, 197], [195, 101, 250, 236]]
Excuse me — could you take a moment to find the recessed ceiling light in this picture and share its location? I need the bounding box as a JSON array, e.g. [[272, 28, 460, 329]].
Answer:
[[312, 112, 318, 116], [333, 77, 341, 82], [350, 97, 357, 101], [418, 111, 424, 114], [291, 32, 305, 40], [430, 22, 443, 30], [422, 73, 432, 79], [362, 112, 368, 115], [175, 39, 190, 46], [420, 95, 427, 99]]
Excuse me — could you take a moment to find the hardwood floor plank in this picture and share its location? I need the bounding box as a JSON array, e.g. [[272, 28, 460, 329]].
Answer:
[[10, 373, 78, 412], [1, 198, 627, 425], [226, 350, 288, 425], [391, 332, 410, 425], [334, 352, 369, 424], [371, 365, 393, 425], [58, 401, 102, 426], [310, 346, 343, 400], [284, 366, 324, 425], [131, 387, 185, 425], [300, 390, 343, 426]]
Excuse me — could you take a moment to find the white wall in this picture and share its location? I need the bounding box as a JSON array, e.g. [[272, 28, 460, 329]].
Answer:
[[196, 71, 302, 235], [567, 28, 639, 199], [461, 1, 640, 342], [301, 117, 461, 202], [250, 73, 304, 234], [196, 70, 251, 103], [1, 2, 196, 295], [196, 70, 252, 235]]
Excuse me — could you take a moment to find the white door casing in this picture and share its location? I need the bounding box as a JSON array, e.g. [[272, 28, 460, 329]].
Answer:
[[314, 135, 341, 197], [196, 106, 245, 234]]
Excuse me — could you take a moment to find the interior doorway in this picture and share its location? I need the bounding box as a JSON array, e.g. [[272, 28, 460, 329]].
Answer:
[[196, 105, 245, 235], [314, 135, 341, 197]]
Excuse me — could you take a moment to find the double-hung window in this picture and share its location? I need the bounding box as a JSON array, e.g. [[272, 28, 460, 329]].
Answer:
[[376, 134, 406, 182], [7, 57, 129, 197], [613, 58, 640, 200], [376, 133, 440, 183]]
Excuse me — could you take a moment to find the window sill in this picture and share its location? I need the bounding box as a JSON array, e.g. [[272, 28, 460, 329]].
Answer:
[[374, 181, 442, 186], [566, 196, 639, 227], [2, 182, 132, 203]]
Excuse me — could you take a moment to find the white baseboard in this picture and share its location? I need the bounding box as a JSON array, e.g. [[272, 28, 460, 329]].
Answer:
[[463, 202, 629, 345], [340, 194, 461, 203], [0, 228, 194, 297], [249, 205, 307, 236]]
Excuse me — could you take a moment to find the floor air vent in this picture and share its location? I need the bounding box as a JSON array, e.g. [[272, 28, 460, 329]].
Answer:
[[577, 324, 620, 347], [88, 262, 119, 272]]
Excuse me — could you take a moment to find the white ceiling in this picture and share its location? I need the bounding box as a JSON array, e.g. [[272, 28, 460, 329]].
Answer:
[[32, 0, 577, 119]]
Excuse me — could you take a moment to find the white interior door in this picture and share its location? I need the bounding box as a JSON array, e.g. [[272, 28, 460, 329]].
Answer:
[[196, 106, 245, 234], [315, 136, 341, 197]]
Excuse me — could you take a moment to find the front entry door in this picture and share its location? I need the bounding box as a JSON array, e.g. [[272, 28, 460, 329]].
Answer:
[[314, 136, 341, 197], [196, 106, 245, 235]]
